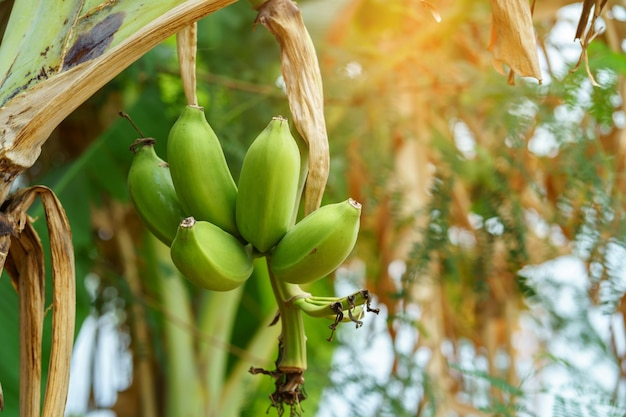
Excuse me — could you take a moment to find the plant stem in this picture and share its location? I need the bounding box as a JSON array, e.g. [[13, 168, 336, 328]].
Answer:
[[266, 258, 308, 371]]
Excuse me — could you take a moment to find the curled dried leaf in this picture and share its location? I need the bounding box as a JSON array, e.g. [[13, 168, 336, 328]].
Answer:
[[1, 185, 75, 417], [256, 0, 329, 215], [38, 187, 75, 417], [489, 0, 542, 84], [9, 220, 45, 417]]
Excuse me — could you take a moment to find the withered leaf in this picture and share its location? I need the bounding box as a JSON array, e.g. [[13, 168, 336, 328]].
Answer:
[[1, 185, 75, 417], [256, 0, 329, 215], [489, 0, 542, 83]]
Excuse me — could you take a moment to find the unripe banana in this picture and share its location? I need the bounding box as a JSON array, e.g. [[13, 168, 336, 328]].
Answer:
[[128, 138, 186, 246], [170, 217, 254, 291], [167, 105, 239, 235], [269, 198, 362, 285], [236, 116, 301, 253]]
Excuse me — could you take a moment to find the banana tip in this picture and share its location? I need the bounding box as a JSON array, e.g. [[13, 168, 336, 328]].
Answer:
[[179, 216, 196, 228], [129, 137, 156, 153], [348, 198, 362, 210]]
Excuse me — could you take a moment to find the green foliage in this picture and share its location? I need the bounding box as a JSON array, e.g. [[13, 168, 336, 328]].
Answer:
[[553, 395, 626, 417], [320, 14, 626, 416]]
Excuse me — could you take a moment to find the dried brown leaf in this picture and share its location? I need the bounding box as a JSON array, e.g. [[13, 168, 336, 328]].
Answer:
[[38, 187, 75, 417], [256, 0, 329, 215], [2, 185, 75, 417], [489, 0, 542, 83], [6, 220, 45, 417]]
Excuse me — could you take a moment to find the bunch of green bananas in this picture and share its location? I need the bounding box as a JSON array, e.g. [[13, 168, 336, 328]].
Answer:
[[127, 106, 362, 291]]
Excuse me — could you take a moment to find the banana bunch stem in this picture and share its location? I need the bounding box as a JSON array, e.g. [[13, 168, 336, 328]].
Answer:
[[249, 260, 308, 411], [249, 256, 380, 416], [267, 261, 308, 372]]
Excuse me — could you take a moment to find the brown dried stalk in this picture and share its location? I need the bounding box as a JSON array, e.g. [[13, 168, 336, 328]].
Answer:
[[2, 186, 75, 417], [256, 0, 329, 215], [177, 22, 199, 106]]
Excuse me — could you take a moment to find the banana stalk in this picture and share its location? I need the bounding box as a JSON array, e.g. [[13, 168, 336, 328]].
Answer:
[[267, 266, 308, 372]]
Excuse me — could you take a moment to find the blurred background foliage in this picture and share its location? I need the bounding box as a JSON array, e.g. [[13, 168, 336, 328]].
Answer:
[[1, 0, 626, 416]]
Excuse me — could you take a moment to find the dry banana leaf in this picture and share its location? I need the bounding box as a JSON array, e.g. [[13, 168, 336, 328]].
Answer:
[[8, 220, 45, 417], [489, 0, 542, 84], [256, 0, 329, 215], [177, 22, 199, 107], [0, 209, 22, 279], [2, 185, 75, 417]]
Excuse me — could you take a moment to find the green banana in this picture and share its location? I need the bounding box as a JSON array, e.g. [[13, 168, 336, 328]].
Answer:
[[170, 217, 254, 291], [269, 198, 362, 285], [236, 116, 301, 253], [127, 138, 186, 246], [167, 105, 239, 235]]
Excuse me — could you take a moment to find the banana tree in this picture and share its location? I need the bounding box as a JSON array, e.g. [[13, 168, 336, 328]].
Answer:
[[2, 0, 584, 416], [0, 0, 375, 415]]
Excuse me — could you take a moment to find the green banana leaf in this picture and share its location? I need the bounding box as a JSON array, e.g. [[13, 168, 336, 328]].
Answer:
[[0, 0, 237, 200]]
